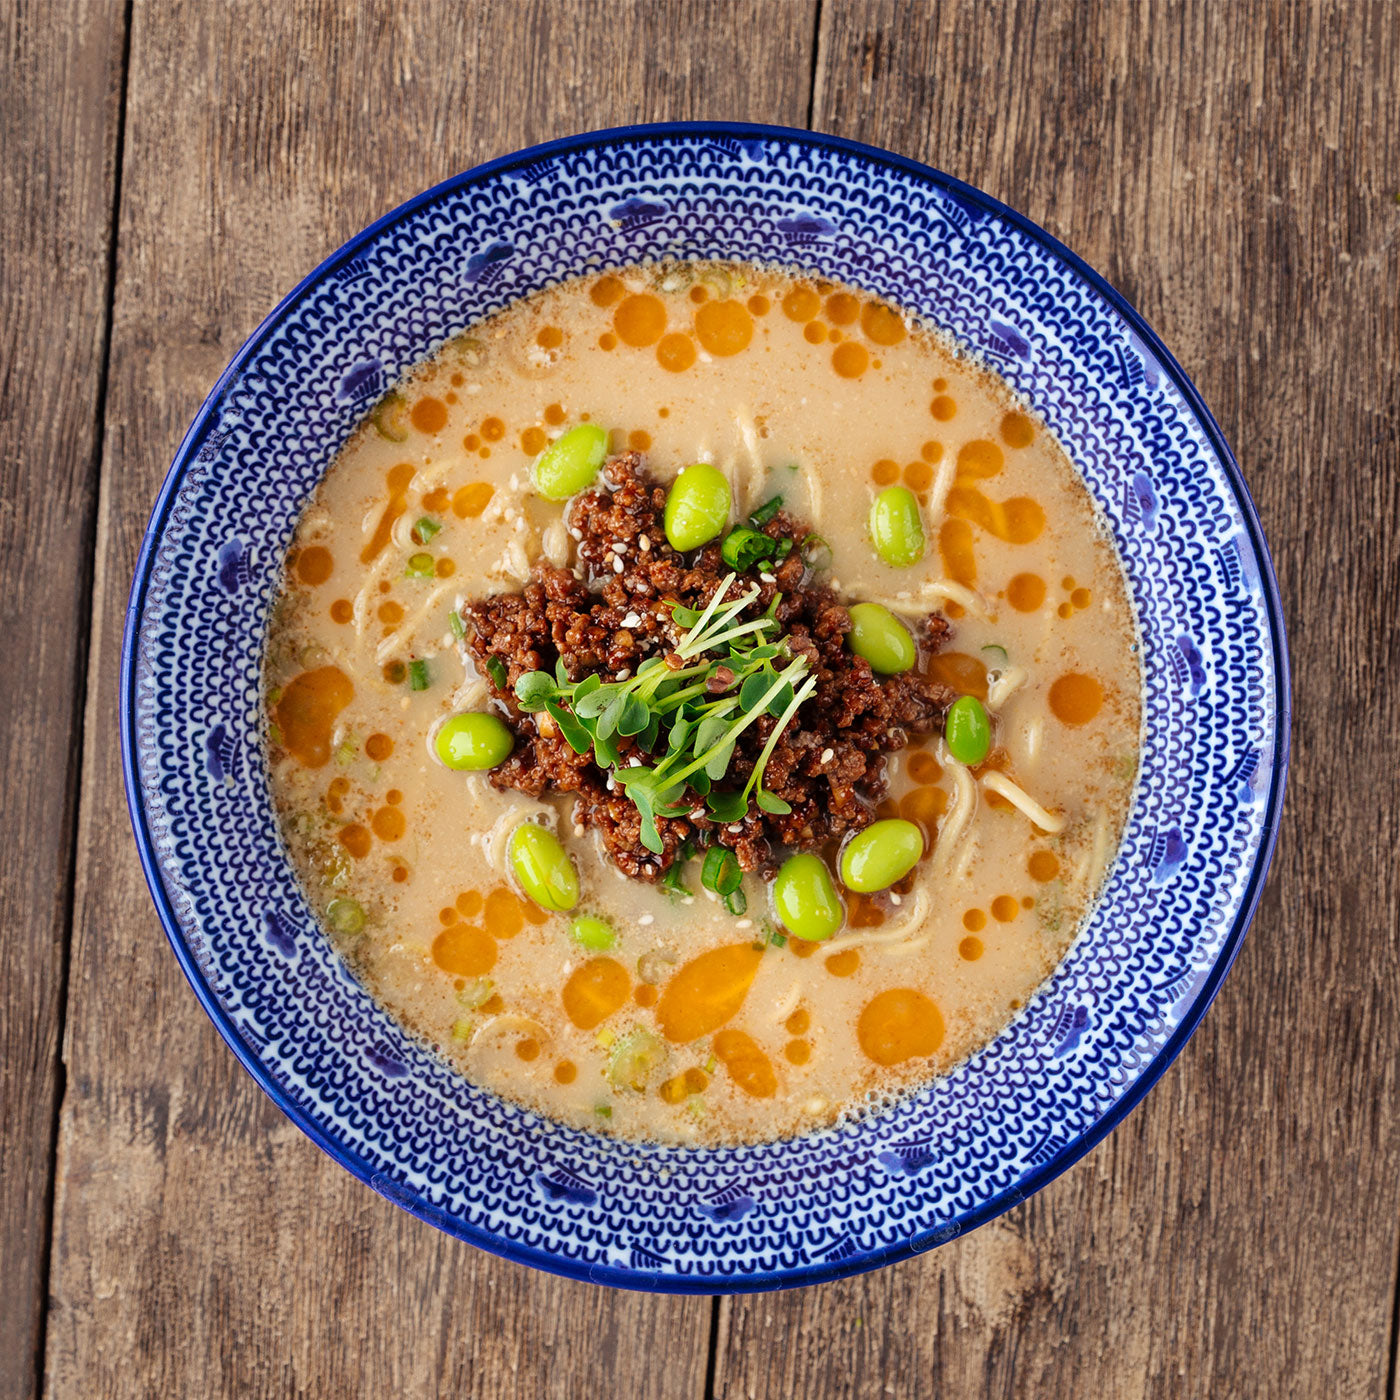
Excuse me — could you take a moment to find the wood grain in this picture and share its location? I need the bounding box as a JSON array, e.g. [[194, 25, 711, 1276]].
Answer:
[[717, 2, 1400, 1397], [43, 2, 814, 1397], [0, 2, 127, 1397]]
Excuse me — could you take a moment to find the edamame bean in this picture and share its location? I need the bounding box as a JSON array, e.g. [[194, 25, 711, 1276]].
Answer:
[[434, 712, 514, 770], [570, 914, 617, 951], [772, 853, 844, 941], [868, 486, 926, 567], [509, 822, 580, 912], [847, 603, 916, 674], [664, 463, 731, 551], [532, 422, 608, 500], [945, 695, 991, 766], [839, 819, 924, 893]]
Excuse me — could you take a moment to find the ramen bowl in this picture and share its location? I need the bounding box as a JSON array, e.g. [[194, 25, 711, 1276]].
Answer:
[[123, 123, 1288, 1292]]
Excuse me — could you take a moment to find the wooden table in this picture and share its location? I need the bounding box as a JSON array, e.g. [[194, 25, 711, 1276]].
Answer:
[[3, 2, 1395, 1395]]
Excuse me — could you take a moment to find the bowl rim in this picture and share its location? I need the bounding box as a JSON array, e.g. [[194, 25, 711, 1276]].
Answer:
[[121, 119, 1291, 1292]]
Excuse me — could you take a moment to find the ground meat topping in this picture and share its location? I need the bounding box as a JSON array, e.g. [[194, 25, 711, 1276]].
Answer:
[[465, 453, 955, 879]]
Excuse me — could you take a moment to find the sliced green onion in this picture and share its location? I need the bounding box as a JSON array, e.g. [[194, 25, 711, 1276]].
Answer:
[[408, 659, 430, 691], [370, 391, 409, 443], [702, 845, 743, 897], [414, 517, 442, 543], [405, 551, 435, 578], [723, 888, 748, 916], [748, 495, 783, 527], [325, 897, 365, 934], [448, 610, 466, 639], [981, 644, 1009, 663], [594, 1103, 613, 1120], [720, 527, 775, 571], [485, 655, 507, 690], [801, 533, 833, 571]]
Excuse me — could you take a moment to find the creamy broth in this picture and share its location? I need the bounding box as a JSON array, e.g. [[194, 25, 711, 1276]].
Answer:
[[264, 262, 1141, 1145]]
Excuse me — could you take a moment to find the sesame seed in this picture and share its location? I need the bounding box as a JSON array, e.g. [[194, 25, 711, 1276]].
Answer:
[[760, 572, 776, 583], [622, 612, 641, 627], [821, 747, 834, 763], [639, 914, 654, 926], [638, 535, 651, 551], [569, 527, 583, 541], [890, 892, 903, 906], [736, 919, 753, 930], [573, 823, 585, 837], [615, 667, 631, 680], [613, 557, 625, 573], [728, 824, 743, 834]]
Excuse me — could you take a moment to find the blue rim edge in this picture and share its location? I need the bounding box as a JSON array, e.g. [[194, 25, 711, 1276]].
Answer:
[[120, 120, 1292, 1295]]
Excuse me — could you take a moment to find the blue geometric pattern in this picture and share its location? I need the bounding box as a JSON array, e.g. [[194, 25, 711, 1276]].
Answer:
[[122, 123, 1289, 1292]]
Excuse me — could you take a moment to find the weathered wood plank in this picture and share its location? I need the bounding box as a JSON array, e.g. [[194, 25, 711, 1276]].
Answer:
[[45, 2, 815, 1395], [0, 2, 127, 1396], [717, 2, 1400, 1397]]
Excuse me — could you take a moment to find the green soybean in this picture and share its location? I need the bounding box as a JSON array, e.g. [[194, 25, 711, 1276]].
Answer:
[[509, 822, 580, 912], [847, 603, 916, 674], [869, 486, 926, 567], [532, 422, 608, 500], [945, 695, 991, 766], [434, 712, 514, 771], [772, 853, 844, 941], [840, 819, 924, 893], [570, 914, 617, 952], [664, 463, 731, 551]]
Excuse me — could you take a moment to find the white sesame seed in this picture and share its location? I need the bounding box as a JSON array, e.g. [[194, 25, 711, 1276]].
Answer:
[[616, 667, 631, 680], [890, 892, 902, 906], [639, 913, 654, 926], [622, 612, 641, 628], [569, 527, 583, 541], [638, 534, 651, 551], [573, 823, 585, 837], [821, 747, 834, 763], [613, 557, 625, 573], [690, 807, 706, 819], [760, 572, 776, 583], [681, 895, 695, 906], [728, 824, 743, 834], [736, 919, 753, 930], [629, 756, 642, 766]]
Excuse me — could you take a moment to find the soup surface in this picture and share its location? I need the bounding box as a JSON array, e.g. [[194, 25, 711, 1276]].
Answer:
[[264, 262, 1141, 1145]]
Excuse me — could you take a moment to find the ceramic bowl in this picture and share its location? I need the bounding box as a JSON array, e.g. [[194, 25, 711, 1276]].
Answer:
[[124, 123, 1289, 1292]]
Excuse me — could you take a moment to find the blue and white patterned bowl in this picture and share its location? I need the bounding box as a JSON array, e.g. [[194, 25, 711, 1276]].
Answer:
[[123, 123, 1289, 1292]]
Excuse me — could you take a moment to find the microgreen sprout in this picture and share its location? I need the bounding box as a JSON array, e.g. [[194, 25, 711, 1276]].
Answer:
[[511, 573, 817, 857]]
